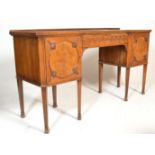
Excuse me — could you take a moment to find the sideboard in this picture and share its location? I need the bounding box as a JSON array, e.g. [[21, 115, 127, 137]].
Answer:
[[10, 28, 151, 133]]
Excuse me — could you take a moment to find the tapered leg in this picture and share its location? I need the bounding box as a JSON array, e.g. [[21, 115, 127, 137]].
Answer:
[[124, 68, 130, 101], [77, 79, 82, 120], [41, 87, 49, 134], [117, 66, 121, 87], [52, 86, 57, 108], [99, 63, 103, 93], [142, 64, 147, 94], [17, 77, 25, 118]]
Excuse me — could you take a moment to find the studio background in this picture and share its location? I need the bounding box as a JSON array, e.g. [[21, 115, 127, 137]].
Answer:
[[0, 0, 155, 155]]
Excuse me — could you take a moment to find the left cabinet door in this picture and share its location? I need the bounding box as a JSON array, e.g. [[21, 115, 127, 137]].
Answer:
[[45, 36, 83, 85]]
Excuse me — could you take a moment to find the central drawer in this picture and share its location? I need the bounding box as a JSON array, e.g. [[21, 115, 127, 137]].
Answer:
[[45, 36, 82, 85], [83, 33, 128, 48]]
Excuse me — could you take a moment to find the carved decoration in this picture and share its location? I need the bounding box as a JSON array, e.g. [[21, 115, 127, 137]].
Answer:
[[72, 67, 78, 74], [72, 42, 77, 48], [50, 42, 56, 49], [51, 71, 57, 78]]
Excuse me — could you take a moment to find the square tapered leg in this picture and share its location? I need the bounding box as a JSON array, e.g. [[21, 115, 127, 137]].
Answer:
[[99, 63, 103, 93], [124, 68, 130, 101], [77, 80, 82, 120], [17, 77, 25, 118], [41, 87, 49, 134], [52, 86, 57, 108], [117, 66, 121, 87], [142, 64, 147, 94]]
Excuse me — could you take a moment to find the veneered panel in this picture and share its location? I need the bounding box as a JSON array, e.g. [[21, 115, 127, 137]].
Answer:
[[13, 36, 41, 85], [45, 36, 82, 85]]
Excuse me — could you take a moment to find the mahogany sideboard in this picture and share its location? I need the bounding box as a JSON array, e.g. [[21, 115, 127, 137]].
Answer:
[[10, 28, 151, 133]]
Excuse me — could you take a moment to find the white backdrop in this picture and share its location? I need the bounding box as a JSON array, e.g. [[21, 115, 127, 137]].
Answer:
[[0, 0, 155, 155]]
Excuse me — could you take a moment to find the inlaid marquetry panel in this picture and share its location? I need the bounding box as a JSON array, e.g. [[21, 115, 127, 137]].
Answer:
[[133, 37, 148, 64], [45, 36, 82, 85], [130, 33, 149, 66]]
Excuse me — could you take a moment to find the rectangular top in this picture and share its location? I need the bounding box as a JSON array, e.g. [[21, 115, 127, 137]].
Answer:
[[9, 28, 151, 37]]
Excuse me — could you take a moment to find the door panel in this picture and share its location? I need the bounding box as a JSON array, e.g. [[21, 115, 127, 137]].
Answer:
[[45, 36, 82, 85], [130, 33, 149, 66]]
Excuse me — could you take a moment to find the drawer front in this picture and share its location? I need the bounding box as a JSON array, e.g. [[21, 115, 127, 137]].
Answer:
[[130, 33, 150, 66], [83, 33, 128, 48], [45, 36, 82, 85]]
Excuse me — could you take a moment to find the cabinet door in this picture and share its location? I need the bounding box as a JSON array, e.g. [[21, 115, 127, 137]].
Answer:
[[130, 33, 150, 66], [45, 36, 82, 85]]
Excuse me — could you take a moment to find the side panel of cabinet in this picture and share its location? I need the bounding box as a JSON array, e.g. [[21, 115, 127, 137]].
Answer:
[[45, 36, 82, 85], [13, 36, 41, 85]]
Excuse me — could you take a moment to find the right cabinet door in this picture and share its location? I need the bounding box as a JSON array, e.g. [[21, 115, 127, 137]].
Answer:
[[45, 36, 82, 85], [130, 32, 150, 66]]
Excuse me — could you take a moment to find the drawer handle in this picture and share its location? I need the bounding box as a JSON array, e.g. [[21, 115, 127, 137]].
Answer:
[[50, 42, 56, 49], [72, 42, 77, 48]]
